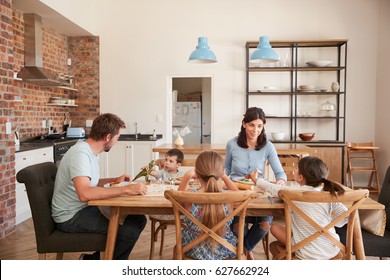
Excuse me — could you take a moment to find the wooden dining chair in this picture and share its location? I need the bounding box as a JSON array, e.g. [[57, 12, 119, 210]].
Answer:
[[270, 189, 369, 260], [164, 189, 256, 260], [149, 158, 196, 259], [278, 155, 299, 181]]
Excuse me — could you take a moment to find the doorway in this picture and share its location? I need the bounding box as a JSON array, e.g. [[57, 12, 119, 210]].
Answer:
[[167, 76, 212, 144]]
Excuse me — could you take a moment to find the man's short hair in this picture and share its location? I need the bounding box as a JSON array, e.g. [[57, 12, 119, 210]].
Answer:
[[89, 113, 126, 141]]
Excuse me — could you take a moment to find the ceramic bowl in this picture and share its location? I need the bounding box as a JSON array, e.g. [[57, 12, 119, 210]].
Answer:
[[299, 84, 315, 90], [271, 132, 285, 141], [306, 60, 333, 67], [299, 133, 315, 141]]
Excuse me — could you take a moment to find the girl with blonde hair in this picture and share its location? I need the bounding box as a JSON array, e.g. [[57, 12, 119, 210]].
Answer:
[[178, 151, 239, 259]]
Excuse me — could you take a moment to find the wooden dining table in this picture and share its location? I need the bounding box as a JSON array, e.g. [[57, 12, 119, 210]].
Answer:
[[88, 185, 384, 260]]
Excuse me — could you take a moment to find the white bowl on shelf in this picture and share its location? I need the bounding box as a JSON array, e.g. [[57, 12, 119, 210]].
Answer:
[[299, 84, 315, 90], [306, 60, 333, 67], [271, 132, 285, 141]]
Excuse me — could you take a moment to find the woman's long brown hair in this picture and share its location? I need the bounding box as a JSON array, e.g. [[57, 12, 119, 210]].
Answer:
[[236, 107, 267, 150]]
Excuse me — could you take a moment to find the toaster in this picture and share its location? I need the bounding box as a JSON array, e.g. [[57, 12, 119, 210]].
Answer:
[[66, 127, 86, 138]]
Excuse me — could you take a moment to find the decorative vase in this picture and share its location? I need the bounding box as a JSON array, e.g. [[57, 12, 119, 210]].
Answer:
[[174, 135, 184, 148], [331, 82, 340, 92]]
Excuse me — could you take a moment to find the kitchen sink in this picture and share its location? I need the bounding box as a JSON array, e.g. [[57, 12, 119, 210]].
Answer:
[[119, 134, 161, 141]]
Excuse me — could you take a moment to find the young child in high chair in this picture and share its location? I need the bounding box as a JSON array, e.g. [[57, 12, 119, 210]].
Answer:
[[177, 151, 241, 260], [250, 156, 348, 260], [148, 149, 185, 223], [148, 148, 184, 182]]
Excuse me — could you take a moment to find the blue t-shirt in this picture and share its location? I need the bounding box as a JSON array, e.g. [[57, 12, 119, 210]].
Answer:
[[225, 137, 287, 181], [51, 140, 100, 223]]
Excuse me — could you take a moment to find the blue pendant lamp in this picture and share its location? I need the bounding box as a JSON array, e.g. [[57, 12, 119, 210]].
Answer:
[[250, 36, 279, 63], [188, 37, 217, 63]]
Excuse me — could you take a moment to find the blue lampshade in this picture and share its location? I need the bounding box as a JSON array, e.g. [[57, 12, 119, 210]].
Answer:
[[250, 36, 279, 63], [188, 37, 217, 63]]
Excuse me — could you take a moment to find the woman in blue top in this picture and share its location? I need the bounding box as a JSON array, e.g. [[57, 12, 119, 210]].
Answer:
[[225, 107, 287, 259]]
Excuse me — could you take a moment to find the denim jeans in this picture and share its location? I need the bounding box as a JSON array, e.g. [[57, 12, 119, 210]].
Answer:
[[231, 216, 273, 252], [56, 206, 147, 260]]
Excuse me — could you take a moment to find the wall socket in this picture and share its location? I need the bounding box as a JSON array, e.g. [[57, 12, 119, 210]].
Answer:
[[5, 122, 11, 135], [86, 120, 93, 127], [42, 120, 46, 128]]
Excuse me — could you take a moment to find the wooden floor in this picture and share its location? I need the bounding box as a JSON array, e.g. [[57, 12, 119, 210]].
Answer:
[[0, 217, 272, 260], [1, 193, 379, 260]]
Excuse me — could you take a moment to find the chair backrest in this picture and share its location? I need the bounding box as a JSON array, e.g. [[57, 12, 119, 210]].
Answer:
[[164, 190, 256, 260], [278, 155, 299, 181], [16, 162, 58, 246], [378, 166, 390, 231], [277, 189, 369, 260]]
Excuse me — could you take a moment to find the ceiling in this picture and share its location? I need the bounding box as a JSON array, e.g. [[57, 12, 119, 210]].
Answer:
[[13, 0, 92, 36]]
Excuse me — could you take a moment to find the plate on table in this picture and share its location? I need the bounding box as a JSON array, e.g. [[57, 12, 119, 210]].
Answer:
[[233, 178, 254, 185]]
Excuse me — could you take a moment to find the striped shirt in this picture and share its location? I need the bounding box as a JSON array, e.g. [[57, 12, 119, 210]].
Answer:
[[257, 179, 348, 259]]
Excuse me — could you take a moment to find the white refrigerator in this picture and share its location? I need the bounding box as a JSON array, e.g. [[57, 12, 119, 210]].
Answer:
[[172, 102, 202, 144]]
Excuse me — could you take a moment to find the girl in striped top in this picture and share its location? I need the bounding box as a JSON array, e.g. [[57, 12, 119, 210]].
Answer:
[[250, 156, 348, 259]]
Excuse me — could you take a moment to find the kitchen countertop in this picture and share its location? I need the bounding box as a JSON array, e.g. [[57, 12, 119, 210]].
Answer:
[[16, 134, 163, 153], [153, 143, 317, 156], [16, 142, 54, 153]]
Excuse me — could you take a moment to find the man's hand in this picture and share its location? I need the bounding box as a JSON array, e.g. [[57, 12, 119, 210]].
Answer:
[[117, 174, 131, 182], [124, 182, 148, 195]]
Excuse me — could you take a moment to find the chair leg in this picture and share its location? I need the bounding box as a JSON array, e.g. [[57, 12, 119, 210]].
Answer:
[[149, 219, 157, 260], [159, 224, 167, 255], [56, 253, 64, 260], [262, 232, 270, 260]]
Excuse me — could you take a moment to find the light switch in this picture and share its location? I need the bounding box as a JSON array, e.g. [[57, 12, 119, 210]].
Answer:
[[5, 122, 11, 135], [42, 120, 46, 128]]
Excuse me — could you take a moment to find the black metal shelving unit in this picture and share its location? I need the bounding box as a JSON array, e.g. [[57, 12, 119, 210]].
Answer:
[[245, 39, 348, 144]]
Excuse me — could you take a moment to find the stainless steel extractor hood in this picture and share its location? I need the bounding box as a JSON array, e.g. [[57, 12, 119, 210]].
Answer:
[[17, 13, 68, 87]]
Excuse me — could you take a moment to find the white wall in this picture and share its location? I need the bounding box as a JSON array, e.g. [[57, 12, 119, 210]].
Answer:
[[375, 0, 390, 181], [45, 0, 389, 179], [40, 0, 98, 35]]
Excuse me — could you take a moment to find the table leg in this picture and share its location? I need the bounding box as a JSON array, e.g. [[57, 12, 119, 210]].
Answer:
[[104, 206, 121, 260], [353, 211, 365, 260]]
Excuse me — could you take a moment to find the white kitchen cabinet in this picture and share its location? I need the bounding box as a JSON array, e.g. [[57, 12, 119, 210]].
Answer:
[[15, 146, 53, 224], [100, 140, 163, 179]]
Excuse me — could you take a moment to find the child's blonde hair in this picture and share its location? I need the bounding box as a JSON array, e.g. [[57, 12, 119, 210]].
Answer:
[[195, 151, 226, 249]]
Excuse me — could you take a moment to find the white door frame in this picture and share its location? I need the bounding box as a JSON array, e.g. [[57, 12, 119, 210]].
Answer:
[[166, 75, 214, 144]]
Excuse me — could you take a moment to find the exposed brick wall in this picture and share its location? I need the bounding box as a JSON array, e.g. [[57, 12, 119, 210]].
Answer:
[[0, 0, 16, 239], [68, 36, 100, 131], [13, 9, 81, 140], [0, 6, 99, 239]]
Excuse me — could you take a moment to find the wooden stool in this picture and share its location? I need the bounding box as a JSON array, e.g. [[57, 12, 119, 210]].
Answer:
[[346, 142, 380, 193]]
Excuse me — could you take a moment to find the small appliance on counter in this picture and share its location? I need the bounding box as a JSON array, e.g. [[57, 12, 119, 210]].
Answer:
[[15, 130, 20, 146], [66, 127, 86, 138]]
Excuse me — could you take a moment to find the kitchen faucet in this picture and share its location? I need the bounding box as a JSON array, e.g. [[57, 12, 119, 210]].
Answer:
[[134, 122, 138, 139]]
